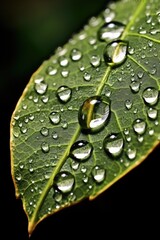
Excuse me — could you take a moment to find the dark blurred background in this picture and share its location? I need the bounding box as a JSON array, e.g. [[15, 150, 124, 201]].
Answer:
[[1, 0, 159, 239]]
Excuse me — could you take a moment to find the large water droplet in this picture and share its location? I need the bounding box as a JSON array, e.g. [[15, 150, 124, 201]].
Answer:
[[34, 77, 48, 95], [54, 171, 75, 194], [133, 118, 146, 135], [49, 112, 61, 125], [98, 21, 125, 42], [56, 86, 72, 103], [70, 140, 93, 162], [142, 87, 159, 106], [103, 40, 128, 67], [103, 133, 124, 158], [78, 95, 111, 133], [91, 165, 106, 183]]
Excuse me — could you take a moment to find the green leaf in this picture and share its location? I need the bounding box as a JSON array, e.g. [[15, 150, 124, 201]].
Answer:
[[10, 0, 160, 236]]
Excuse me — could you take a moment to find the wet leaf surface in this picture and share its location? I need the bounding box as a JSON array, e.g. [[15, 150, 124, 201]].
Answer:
[[10, 0, 160, 236]]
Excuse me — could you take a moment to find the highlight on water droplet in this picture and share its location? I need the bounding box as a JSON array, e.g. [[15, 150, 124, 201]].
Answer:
[[142, 87, 159, 106], [103, 133, 124, 158], [70, 140, 93, 162], [91, 165, 106, 183], [133, 118, 147, 135], [103, 40, 128, 67], [56, 85, 72, 103], [78, 95, 111, 133], [34, 77, 48, 95], [49, 112, 61, 125], [70, 48, 82, 61], [54, 171, 75, 194], [98, 21, 125, 42]]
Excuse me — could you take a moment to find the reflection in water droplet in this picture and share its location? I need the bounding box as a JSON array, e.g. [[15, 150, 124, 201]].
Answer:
[[34, 77, 48, 95], [103, 40, 128, 67], [90, 55, 101, 67], [49, 112, 61, 125], [78, 95, 111, 133], [103, 133, 124, 158], [133, 118, 146, 135], [40, 127, 49, 136], [130, 81, 141, 93], [41, 142, 50, 153], [126, 148, 137, 160], [56, 86, 72, 103], [54, 171, 75, 194], [147, 107, 158, 120], [142, 87, 159, 106], [70, 48, 82, 61], [91, 165, 106, 183], [70, 140, 93, 162], [98, 21, 125, 42]]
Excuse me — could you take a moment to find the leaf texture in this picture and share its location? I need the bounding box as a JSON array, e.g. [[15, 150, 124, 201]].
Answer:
[[10, 0, 160, 236]]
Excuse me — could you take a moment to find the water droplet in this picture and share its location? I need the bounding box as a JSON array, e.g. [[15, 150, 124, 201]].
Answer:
[[125, 99, 133, 110], [40, 127, 49, 136], [103, 8, 115, 23], [98, 21, 125, 42], [61, 69, 69, 78], [70, 140, 93, 162], [49, 112, 61, 125], [56, 86, 72, 103], [54, 171, 75, 194], [130, 81, 141, 93], [34, 77, 48, 95], [142, 87, 159, 106], [46, 66, 57, 76], [103, 133, 124, 158], [126, 148, 137, 160], [58, 56, 69, 67], [90, 55, 101, 67], [41, 142, 50, 153], [133, 118, 146, 135], [78, 95, 111, 133], [91, 165, 106, 183], [103, 40, 128, 67], [83, 72, 92, 81], [147, 107, 158, 120], [70, 48, 82, 61]]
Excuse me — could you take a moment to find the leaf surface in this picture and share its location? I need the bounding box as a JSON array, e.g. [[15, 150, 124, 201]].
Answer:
[[10, 0, 160, 236]]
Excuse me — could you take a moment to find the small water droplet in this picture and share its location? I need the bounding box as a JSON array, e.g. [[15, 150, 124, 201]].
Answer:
[[98, 21, 125, 42], [54, 171, 75, 194], [91, 165, 106, 183], [90, 55, 101, 67], [61, 69, 69, 78], [126, 148, 137, 160], [70, 140, 93, 162], [125, 99, 133, 110], [58, 56, 69, 67], [103, 8, 115, 23], [40, 127, 49, 136], [78, 95, 111, 133], [70, 48, 82, 61], [147, 107, 158, 120], [34, 77, 48, 95], [142, 87, 159, 106], [103, 40, 128, 67], [41, 142, 50, 153], [56, 86, 72, 103], [133, 118, 146, 135], [49, 112, 61, 125], [46, 66, 57, 76], [83, 72, 92, 81], [103, 133, 124, 158], [130, 81, 141, 93]]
